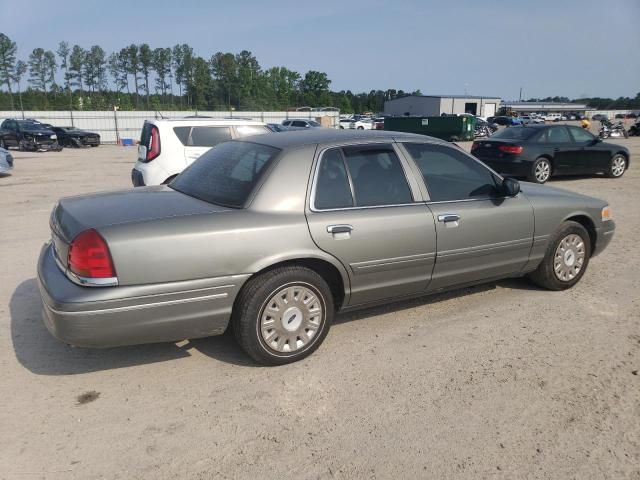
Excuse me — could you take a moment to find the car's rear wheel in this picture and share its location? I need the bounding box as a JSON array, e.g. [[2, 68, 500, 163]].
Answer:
[[357, 126, 364, 130], [607, 154, 626, 178], [529, 157, 551, 183], [232, 266, 334, 365], [527, 221, 590, 291]]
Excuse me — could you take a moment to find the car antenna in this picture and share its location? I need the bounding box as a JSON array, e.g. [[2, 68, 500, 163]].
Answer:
[[156, 111, 165, 119]]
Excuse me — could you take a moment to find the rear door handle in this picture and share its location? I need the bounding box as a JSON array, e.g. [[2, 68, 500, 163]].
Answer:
[[437, 214, 460, 223], [327, 224, 353, 234]]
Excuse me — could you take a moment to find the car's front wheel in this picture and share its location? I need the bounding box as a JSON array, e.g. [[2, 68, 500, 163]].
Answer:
[[232, 266, 334, 365], [529, 157, 552, 183], [527, 221, 591, 291]]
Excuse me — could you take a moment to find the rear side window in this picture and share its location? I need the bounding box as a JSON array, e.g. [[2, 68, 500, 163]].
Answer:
[[313, 145, 413, 209], [173, 127, 191, 145], [492, 128, 536, 140], [343, 146, 412, 207], [170, 141, 280, 208], [404, 143, 499, 202], [189, 127, 232, 147], [292, 121, 307, 127], [235, 125, 270, 137]]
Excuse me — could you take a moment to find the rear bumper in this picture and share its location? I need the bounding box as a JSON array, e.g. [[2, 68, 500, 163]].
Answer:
[[37, 243, 249, 348]]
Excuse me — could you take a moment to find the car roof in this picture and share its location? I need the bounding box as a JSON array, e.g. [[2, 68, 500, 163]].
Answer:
[[147, 118, 265, 126], [238, 128, 448, 149]]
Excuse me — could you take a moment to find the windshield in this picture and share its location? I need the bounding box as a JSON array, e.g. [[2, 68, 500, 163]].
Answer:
[[308, 121, 321, 127], [170, 141, 280, 208], [491, 127, 538, 140]]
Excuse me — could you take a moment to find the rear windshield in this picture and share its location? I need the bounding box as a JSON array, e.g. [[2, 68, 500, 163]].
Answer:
[[491, 127, 538, 140], [170, 141, 280, 208]]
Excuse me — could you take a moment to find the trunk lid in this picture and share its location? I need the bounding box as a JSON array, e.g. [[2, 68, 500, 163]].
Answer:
[[50, 186, 229, 266]]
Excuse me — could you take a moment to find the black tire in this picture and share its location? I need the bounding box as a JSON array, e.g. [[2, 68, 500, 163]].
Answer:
[[232, 266, 334, 365], [528, 157, 552, 183], [527, 221, 591, 291], [357, 126, 364, 130], [606, 154, 627, 178]]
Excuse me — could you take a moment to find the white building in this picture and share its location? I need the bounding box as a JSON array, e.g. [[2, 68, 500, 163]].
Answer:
[[384, 94, 501, 118]]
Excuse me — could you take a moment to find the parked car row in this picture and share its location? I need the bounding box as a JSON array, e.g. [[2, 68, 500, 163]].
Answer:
[[0, 118, 101, 151]]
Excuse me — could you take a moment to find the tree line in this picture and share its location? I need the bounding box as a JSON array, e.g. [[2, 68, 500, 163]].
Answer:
[[0, 33, 421, 113]]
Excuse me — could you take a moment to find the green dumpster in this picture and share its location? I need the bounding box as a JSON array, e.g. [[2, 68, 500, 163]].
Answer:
[[384, 116, 476, 141]]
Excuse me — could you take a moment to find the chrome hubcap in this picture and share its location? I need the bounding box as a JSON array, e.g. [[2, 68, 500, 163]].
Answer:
[[612, 157, 625, 177], [535, 161, 551, 182], [260, 285, 323, 353], [554, 234, 585, 281]]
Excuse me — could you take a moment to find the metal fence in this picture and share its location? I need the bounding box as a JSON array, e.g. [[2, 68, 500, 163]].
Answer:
[[0, 110, 341, 144]]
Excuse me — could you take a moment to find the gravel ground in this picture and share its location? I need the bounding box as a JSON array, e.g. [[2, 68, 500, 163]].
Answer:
[[0, 137, 638, 480]]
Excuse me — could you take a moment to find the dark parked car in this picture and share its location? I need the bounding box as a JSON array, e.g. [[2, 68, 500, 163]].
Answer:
[[591, 114, 609, 121], [281, 119, 322, 130], [0, 119, 62, 151], [46, 126, 100, 147], [488, 116, 523, 126], [471, 125, 629, 183]]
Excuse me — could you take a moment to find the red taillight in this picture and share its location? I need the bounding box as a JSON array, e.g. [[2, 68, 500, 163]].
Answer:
[[471, 142, 479, 151], [498, 145, 524, 154], [68, 229, 116, 279], [146, 125, 160, 162]]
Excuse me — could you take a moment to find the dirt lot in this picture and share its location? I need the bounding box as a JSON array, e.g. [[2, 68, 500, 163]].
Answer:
[[0, 138, 638, 479]]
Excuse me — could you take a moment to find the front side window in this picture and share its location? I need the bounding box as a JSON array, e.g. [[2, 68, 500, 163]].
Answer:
[[567, 126, 595, 143], [189, 127, 232, 147], [313, 145, 413, 209], [404, 143, 499, 202], [170, 141, 280, 208]]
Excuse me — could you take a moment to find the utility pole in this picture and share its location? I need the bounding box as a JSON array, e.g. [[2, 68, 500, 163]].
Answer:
[[519, 87, 523, 102]]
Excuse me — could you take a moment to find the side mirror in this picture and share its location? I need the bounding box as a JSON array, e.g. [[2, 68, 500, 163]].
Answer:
[[501, 177, 520, 197]]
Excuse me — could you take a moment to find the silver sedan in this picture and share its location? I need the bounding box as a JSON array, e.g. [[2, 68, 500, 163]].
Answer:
[[37, 130, 615, 365]]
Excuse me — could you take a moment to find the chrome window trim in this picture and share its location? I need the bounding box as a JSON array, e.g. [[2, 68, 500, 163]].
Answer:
[[309, 142, 419, 212], [51, 245, 119, 288]]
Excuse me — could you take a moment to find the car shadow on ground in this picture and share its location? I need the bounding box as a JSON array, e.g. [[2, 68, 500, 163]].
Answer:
[[334, 277, 541, 325], [11, 277, 541, 375], [10, 278, 255, 375]]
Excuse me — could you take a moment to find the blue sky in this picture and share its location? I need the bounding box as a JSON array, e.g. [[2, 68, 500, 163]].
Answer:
[[2, 0, 639, 100]]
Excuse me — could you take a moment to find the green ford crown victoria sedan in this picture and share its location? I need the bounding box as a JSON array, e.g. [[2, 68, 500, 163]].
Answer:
[[38, 130, 615, 365]]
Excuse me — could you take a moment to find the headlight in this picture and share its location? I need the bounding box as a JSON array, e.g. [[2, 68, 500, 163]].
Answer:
[[50, 135, 57, 140], [601, 206, 613, 222]]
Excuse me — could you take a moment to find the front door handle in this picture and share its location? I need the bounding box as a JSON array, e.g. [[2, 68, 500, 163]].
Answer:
[[327, 224, 353, 234], [437, 214, 460, 223]]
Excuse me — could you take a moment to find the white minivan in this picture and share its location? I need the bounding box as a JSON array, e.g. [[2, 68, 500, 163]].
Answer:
[[132, 118, 270, 186]]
